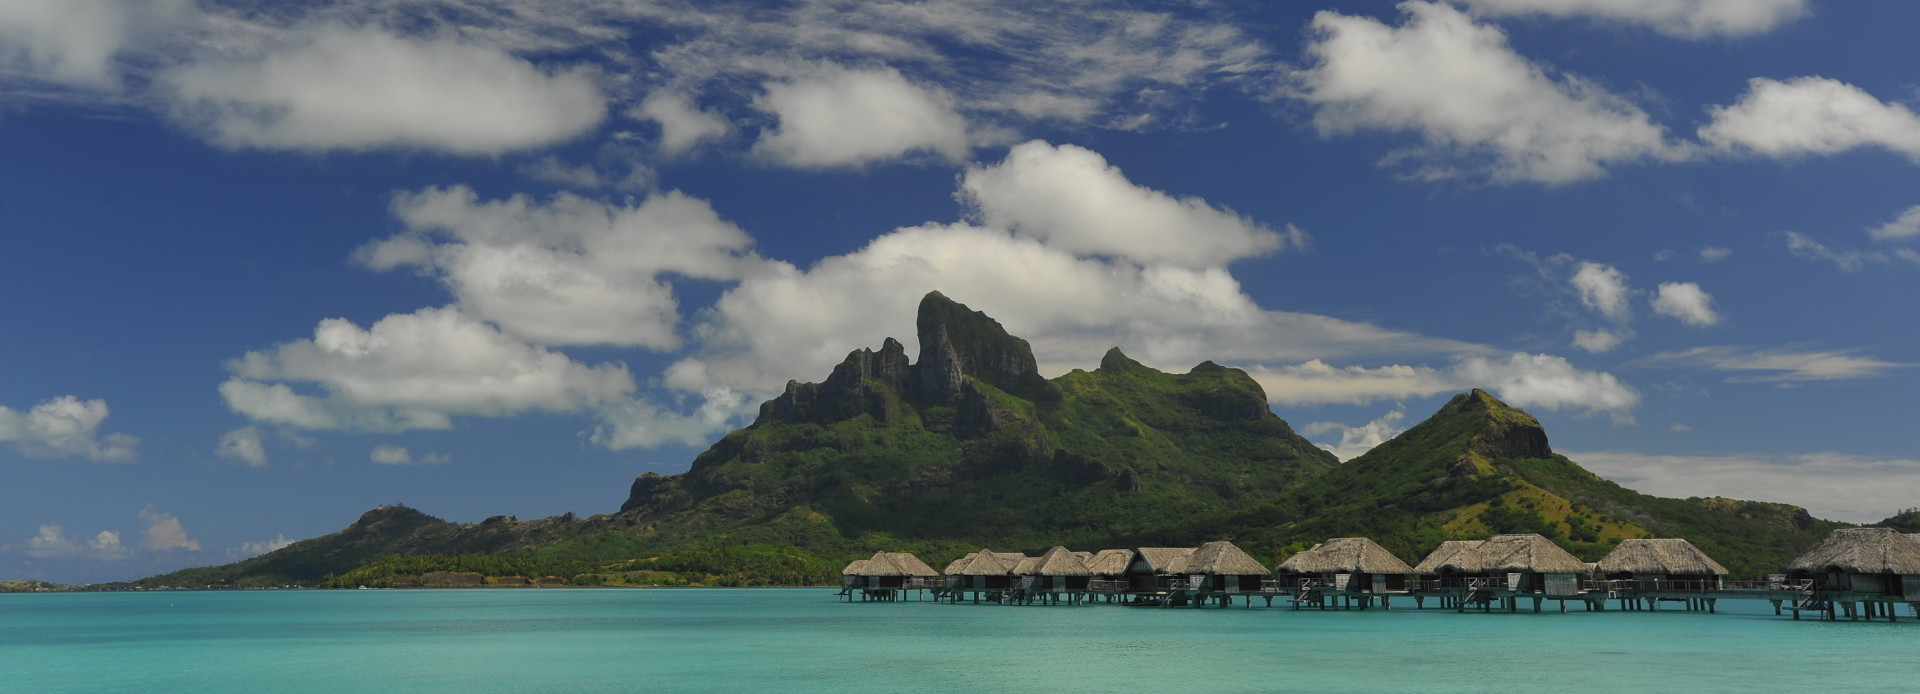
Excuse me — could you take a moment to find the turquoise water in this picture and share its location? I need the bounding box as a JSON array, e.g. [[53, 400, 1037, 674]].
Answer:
[[1, 589, 1912, 693]]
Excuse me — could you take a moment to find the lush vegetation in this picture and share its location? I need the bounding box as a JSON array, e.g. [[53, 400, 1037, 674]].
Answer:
[[123, 298, 1860, 589]]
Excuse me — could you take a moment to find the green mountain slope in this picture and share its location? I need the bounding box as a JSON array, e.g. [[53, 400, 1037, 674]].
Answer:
[[130, 292, 1336, 588], [1232, 390, 1843, 578], [126, 294, 1854, 588]]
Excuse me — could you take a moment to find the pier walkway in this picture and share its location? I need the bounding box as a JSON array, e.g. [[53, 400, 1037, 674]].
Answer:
[[923, 575, 1920, 621]]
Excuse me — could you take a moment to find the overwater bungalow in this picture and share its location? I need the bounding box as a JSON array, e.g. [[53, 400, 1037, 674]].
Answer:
[[1594, 538, 1730, 611], [1182, 541, 1271, 606], [1084, 549, 1134, 598], [1596, 538, 1728, 585], [1781, 527, 1920, 621], [839, 552, 940, 601], [1413, 534, 1587, 612], [1126, 547, 1195, 592], [943, 549, 1026, 603], [1020, 546, 1093, 604], [1276, 537, 1414, 609]]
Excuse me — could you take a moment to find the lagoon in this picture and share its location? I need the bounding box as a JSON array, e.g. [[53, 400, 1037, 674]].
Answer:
[[0, 589, 1911, 693]]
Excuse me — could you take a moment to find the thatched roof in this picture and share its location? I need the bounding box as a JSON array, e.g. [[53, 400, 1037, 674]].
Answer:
[[1278, 537, 1414, 575], [1783, 527, 1920, 575], [1030, 546, 1093, 576], [1185, 541, 1271, 576], [855, 552, 940, 577], [1084, 549, 1134, 576], [1597, 539, 1728, 576], [1413, 541, 1480, 575], [842, 559, 869, 576], [1009, 555, 1041, 575], [1416, 535, 1586, 574], [943, 553, 974, 575], [1134, 547, 1195, 574], [951, 549, 1019, 576]]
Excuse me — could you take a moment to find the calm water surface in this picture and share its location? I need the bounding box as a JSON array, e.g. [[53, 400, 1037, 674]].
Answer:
[[1, 589, 1911, 693]]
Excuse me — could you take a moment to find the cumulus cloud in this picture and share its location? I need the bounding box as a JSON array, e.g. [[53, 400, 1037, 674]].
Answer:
[[959, 141, 1297, 267], [0, 395, 138, 462], [1569, 450, 1920, 523], [1700, 77, 1920, 161], [1454, 352, 1640, 421], [370, 444, 450, 465], [1455, 0, 1809, 39], [696, 222, 1480, 397], [0, 0, 141, 87], [1303, 408, 1407, 462], [1572, 329, 1628, 354], [751, 65, 969, 168], [19, 525, 130, 561], [231, 534, 294, 560], [1249, 352, 1638, 421], [138, 506, 200, 552], [1651, 282, 1721, 326], [635, 91, 732, 156], [1868, 205, 1920, 242], [161, 24, 606, 154], [365, 186, 762, 350], [1640, 346, 1908, 383], [220, 306, 635, 432], [216, 427, 268, 467], [1292, 1, 1683, 184], [1570, 261, 1633, 322]]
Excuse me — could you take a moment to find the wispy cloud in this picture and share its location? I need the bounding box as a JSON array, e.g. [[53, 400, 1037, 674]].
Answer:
[[1639, 345, 1909, 383], [1570, 449, 1920, 523]]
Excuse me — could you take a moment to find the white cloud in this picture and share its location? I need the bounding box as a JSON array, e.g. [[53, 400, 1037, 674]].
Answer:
[[138, 506, 200, 552], [1781, 231, 1918, 271], [19, 525, 131, 561], [635, 91, 731, 156], [367, 186, 762, 350], [232, 534, 294, 560], [1651, 282, 1721, 326], [161, 24, 606, 154], [1569, 450, 1920, 523], [0, 395, 138, 462], [1250, 361, 1453, 406], [1292, 1, 1682, 184], [1453, 352, 1640, 422], [1249, 352, 1637, 422], [1700, 77, 1920, 161], [959, 140, 1297, 267], [1570, 262, 1632, 321], [220, 306, 635, 432], [1698, 246, 1732, 262], [751, 65, 970, 168], [1304, 407, 1407, 462], [1572, 329, 1628, 354], [215, 427, 268, 467], [1868, 205, 1920, 242], [1640, 346, 1908, 383], [370, 444, 450, 465], [1456, 0, 1809, 39], [0, 0, 134, 87], [696, 222, 1480, 397]]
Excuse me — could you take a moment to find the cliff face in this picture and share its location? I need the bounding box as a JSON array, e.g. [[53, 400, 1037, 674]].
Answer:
[[620, 290, 1338, 545]]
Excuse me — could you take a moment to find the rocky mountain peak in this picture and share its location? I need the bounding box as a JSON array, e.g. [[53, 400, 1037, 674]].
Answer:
[[1437, 389, 1553, 460], [914, 291, 1045, 402]]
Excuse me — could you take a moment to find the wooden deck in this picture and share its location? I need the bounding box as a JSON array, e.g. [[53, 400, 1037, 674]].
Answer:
[[877, 575, 1920, 621]]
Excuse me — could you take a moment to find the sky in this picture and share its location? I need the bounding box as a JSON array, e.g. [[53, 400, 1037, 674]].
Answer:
[[2, 0, 1917, 583]]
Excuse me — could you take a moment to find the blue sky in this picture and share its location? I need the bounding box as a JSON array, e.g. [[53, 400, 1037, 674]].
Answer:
[[3, 0, 1917, 583]]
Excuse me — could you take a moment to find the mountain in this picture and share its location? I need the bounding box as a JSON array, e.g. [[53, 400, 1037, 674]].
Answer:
[[125, 292, 1845, 588], [129, 291, 1337, 588], [1230, 389, 1842, 578]]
